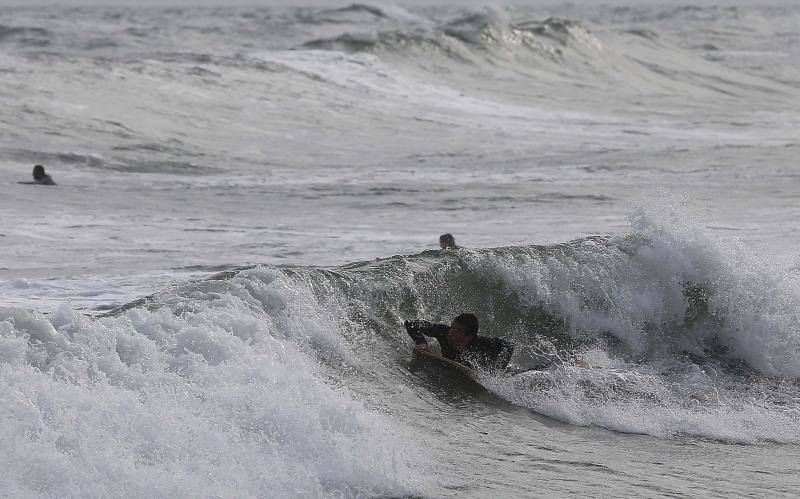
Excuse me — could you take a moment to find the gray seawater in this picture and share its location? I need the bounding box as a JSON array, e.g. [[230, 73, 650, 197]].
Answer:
[[1, 2, 799, 497]]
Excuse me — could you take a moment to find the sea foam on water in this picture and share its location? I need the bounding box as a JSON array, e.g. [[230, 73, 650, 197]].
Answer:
[[0, 290, 429, 496]]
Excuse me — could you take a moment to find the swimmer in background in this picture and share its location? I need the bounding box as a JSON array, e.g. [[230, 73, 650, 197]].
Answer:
[[439, 233, 457, 250], [19, 164, 56, 185]]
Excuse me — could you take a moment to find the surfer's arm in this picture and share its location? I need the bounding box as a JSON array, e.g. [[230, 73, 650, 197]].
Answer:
[[403, 320, 448, 345]]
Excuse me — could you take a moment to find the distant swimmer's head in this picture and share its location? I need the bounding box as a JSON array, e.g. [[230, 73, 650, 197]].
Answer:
[[439, 233, 456, 250], [32, 164, 46, 180], [448, 312, 478, 350]]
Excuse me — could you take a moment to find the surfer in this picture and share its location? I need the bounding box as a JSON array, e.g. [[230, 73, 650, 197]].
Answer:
[[19, 164, 56, 185], [439, 233, 457, 250], [404, 313, 513, 371]]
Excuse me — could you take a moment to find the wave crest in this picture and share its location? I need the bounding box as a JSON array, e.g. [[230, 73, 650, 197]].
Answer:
[[302, 7, 603, 63], [0, 24, 52, 47]]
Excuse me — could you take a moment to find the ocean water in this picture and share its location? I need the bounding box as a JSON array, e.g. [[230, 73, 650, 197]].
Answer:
[[1, 1, 800, 497]]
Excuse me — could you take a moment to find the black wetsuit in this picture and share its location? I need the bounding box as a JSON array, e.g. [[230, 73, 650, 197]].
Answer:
[[36, 174, 55, 185], [404, 320, 514, 371], [19, 175, 55, 186]]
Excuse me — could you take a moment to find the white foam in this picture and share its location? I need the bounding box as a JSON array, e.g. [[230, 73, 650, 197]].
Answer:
[[476, 197, 800, 378], [483, 362, 800, 444], [0, 268, 429, 496], [471, 198, 800, 442]]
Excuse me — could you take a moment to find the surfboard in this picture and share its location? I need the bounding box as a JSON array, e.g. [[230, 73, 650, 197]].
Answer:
[[508, 357, 603, 376], [419, 351, 601, 378], [419, 350, 476, 377]]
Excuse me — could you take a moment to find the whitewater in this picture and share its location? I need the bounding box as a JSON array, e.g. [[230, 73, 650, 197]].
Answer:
[[1, 1, 799, 497]]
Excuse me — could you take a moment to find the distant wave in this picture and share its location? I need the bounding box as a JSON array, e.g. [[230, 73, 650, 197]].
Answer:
[[6, 147, 217, 175], [0, 24, 52, 47], [296, 5, 794, 100], [2, 3, 795, 103], [317, 3, 393, 20], [302, 8, 603, 61], [608, 4, 742, 23], [312, 3, 428, 24]]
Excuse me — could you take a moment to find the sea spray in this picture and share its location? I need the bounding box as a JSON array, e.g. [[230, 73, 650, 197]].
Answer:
[[0, 286, 430, 496]]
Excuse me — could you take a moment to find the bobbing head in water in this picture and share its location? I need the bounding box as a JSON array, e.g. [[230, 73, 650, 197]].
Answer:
[[439, 233, 456, 249], [30, 164, 55, 185], [33, 164, 47, 180]]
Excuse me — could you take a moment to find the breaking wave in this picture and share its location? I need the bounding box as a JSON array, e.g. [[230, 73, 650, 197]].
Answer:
[[302, 7, 604, 64], [3, 200, 799, 497], [298, 4, 796, 99]]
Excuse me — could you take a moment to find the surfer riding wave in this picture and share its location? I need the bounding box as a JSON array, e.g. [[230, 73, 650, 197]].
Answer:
[[404, 313, 597, 374], [404, 313, 514, 371]]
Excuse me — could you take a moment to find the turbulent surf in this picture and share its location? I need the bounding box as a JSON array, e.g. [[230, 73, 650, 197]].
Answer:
[[1, 1, 799, 497]]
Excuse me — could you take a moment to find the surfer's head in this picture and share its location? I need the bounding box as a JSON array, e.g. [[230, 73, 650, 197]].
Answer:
[[448, 313, 478, 350], [439, 233, 456, 250], [33, 164, 46, 180]]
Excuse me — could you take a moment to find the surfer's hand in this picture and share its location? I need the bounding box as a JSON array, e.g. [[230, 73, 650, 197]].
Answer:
[[414, 343, 431, 354], [574, 356, 588, 367], [404, 320, 421, 333]]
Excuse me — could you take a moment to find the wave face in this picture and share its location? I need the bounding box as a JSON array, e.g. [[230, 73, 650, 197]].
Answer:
[[3, 204, 800, 494]]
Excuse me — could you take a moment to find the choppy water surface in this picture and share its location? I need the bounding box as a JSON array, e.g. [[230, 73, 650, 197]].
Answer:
[[1, 2, 799, 497]]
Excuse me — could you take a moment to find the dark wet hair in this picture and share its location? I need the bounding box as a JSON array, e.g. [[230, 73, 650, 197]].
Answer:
[[33, 164, 46, 180], [439, 233, 456, 248], [453, 313, 478, 336]]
